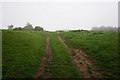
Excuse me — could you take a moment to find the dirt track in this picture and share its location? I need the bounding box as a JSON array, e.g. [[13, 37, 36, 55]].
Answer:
[[33, 37, 52, 79], [33, 35, 104, 79], [58, 35, 104, 78]]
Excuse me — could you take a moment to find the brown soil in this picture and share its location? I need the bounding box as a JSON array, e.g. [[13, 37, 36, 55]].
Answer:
[[33, 37, 52, 79], [58, 35, 104, 78]]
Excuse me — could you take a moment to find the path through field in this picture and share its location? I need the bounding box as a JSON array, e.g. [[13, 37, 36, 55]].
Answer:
[[58, 35, 104, 78], [33, 37, 52, 79], [34, 34, 104, 79], [3, 31, 118, 78]]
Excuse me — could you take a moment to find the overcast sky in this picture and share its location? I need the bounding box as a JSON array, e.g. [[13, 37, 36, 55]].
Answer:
[[0, 1, 118, 31]]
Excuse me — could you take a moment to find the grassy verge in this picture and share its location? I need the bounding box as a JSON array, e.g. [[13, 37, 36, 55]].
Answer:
[[61, 31, 118, 78], [118, 32, 120, 78], [2, 30, 46, 78], [0, 30, 2, 79], [49, 33, 81, 78]]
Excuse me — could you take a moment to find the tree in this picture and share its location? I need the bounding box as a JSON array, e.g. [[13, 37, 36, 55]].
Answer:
[[13, 27, 23, 31], [24, 22, 33, 31], [8, 24, 14, 30], [34, 26, 44, 31]]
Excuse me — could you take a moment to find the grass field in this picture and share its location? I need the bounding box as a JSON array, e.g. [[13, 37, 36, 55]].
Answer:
[[2, 30, 46, 78], [2, 31, 82, 78], [49, 33, 81, 78], [0, 30, 2, 79], [118, 32, 120, 77], [61, 31, 118, 78], [2, 30, 119, 78]]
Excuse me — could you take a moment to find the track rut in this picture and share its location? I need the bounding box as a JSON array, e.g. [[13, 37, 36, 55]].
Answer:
[[33, 37, 52, 79], [58, 35, 104, 78]]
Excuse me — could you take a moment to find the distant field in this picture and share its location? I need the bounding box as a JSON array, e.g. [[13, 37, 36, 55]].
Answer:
[[2, 30, 46, 78], [61, 31, 118, 78]]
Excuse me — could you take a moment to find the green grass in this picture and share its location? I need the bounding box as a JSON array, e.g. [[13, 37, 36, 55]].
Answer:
[[61, 31, 118, 78], [118, 32, 120, 78], [2, 30, 46, 78], [0, 30, 2, 79], [48, 33, 81, 78], [2, 31, 82, 78], [3, 30, 118, 78]]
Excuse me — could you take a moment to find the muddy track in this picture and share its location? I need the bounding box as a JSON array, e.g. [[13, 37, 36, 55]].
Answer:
[[58, 35, 104, 78], [33, 37, 52, 79]]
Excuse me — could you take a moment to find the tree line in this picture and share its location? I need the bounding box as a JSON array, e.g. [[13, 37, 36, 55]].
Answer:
[[68, 26, 118, 32], [8, 24, 119, 32], [8, 23, 44, 31], [91, 26, 118, 32]]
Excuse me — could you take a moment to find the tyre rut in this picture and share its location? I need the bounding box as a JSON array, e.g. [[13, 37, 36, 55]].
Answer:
[[33, 37, 52, 79], [58, 35, 104, 78]]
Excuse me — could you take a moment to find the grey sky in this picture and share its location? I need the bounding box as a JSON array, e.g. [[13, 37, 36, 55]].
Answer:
[[1, 2, 118, 31]]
